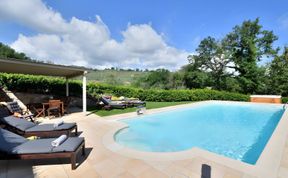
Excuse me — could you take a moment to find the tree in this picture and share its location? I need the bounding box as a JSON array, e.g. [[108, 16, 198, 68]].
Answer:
[[187, 36, 232, 90], [144, 69, 171, 89], [171, 71, 185, 89], [182, 64, 211, 89], [225, 18, 278, 93], [133, 69, 173, 89], [268, 47, 288, 96]]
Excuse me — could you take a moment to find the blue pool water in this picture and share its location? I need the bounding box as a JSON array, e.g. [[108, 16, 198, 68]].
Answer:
[[115, 102, 285, 164]]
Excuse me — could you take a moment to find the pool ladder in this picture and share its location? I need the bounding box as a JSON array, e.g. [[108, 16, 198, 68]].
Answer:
[[284, 102, 288, 110]]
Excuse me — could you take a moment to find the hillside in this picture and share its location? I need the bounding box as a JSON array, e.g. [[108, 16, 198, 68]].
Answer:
[[86, 69, 149, 85]]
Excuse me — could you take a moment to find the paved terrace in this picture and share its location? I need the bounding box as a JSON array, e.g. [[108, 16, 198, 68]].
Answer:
[[1, 103, 288, 178]]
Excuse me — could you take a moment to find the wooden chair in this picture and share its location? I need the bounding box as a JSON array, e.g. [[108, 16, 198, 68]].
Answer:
[[27, 103, 45, 118], [63, 97, 71, 114], [47, 100, 61, 117]]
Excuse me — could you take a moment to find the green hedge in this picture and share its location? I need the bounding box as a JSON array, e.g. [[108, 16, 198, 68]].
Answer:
[[0, 73, 250, 102], [0, 73, 82, 96], [282, 97, 288, 103], [87, 83, 250, 102]]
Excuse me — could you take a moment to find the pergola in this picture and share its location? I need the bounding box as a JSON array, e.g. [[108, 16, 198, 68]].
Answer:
[[0, 58, 88, 114]]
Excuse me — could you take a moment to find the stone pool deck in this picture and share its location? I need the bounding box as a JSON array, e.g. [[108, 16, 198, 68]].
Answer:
[[1, 102, 288, 178]]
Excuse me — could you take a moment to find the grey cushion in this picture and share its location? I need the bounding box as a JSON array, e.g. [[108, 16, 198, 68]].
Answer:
[[12, 137, 84, 154], [0, 128, 27, 153], [26, 123, 76, 132], [0, 116, 36, 131], [0, 107, 11, 118], [100, 97, 110, 105]]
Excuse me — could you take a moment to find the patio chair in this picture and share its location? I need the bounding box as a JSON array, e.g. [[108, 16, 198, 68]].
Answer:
[[0, 106, 78, 137], [0, 128, 85, 170], [63, 97, 72, 114], [47, 100, 62, 117], [100, 97, 126, 110], [27, 103, 45, 118], [6, 101, 34, 122]]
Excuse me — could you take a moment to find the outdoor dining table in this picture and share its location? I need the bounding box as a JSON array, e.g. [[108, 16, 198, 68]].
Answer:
[[42, 101, 65, 117]]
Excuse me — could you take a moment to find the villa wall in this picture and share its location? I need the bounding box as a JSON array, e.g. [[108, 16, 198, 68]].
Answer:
[[250, 95, 282, 104]]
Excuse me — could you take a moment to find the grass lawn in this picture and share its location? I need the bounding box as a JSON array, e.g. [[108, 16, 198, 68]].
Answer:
[[88, 101, 192, 117]]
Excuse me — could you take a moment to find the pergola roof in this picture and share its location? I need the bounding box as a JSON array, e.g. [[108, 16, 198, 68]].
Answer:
[[0, 58, 87, 78]]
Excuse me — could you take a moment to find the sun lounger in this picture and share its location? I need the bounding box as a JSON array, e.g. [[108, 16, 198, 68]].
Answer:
[[0, 107, 77, 137], [6, 101, 35, 122], [100, 97, 126, 109], [0, 128, 85, 170]]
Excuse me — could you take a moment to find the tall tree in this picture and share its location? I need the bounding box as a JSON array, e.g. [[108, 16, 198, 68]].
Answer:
[[225, 18, 278, 93], [187, 36, 232, 90], [268, 47, 288, 96]]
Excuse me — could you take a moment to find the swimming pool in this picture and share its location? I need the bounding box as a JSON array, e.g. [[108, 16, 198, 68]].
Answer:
[[115, 102, 284, 164]]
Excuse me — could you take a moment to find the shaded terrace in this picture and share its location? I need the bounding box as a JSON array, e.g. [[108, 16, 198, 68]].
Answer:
[[0, 58, 88, 114]]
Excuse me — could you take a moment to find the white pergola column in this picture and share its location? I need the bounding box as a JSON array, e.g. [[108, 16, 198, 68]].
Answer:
[[82, 71, 87, 114], [65, 77, 69, 97]]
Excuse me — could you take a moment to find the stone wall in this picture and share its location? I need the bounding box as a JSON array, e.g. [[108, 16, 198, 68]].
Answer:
[[0, 88, 12, 102], [13, 92, 97, 107]]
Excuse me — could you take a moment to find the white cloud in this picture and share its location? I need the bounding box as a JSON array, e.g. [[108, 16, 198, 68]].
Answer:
[[0, 0, 67, 33], [1, 0, 189, 70], [122, 24, 166, 53]]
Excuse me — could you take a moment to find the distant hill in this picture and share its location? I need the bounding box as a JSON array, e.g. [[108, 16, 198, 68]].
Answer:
[[0, 42, 31, 61], [86, 69, 149, 85], [0, 42, 149, 85]]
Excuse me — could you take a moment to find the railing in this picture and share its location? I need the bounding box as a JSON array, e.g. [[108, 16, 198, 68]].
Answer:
[[283, 102, 288, 110]]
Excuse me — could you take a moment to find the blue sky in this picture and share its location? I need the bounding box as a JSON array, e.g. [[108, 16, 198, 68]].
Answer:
[[45, 0, 288, 50], [0, 0, 287, 69]]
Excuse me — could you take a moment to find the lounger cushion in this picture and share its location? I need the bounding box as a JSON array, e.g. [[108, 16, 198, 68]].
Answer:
[[100, 97, 110, 105], [0, 128, 27, 153], [0, 116, 36, 131], [25, 123, 76, 132], [12, 137, 84, 154], [0, 107, 10, 118]]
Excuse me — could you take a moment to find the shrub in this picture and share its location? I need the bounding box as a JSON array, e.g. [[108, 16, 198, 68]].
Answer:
[[282, 97, 288, 104], [0, 73, 249, 102]]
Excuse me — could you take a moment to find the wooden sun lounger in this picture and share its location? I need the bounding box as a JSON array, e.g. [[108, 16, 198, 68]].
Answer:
[[1, 106, 78, 137], [0, 128, 85, 170], [100, 97, 127, 109], [1, 115, 78, 137]]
